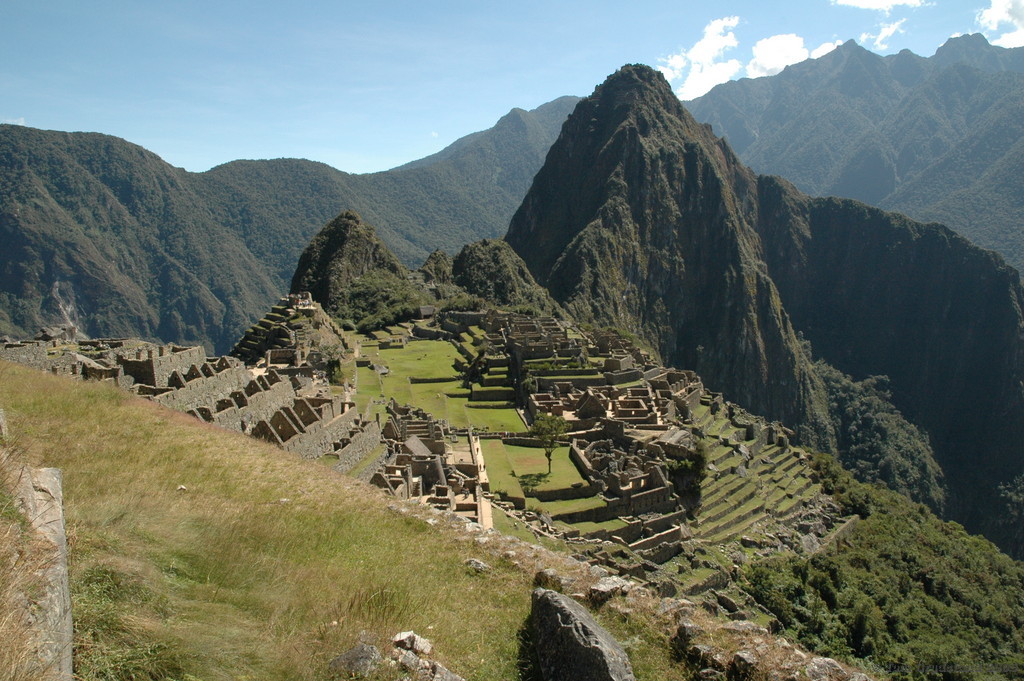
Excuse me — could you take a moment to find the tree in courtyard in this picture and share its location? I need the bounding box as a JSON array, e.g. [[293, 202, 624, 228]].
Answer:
[[531, 413, 568, 474]]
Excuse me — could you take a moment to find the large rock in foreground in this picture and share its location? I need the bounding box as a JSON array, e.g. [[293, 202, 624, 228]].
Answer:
[[531, 588, 635, 681]]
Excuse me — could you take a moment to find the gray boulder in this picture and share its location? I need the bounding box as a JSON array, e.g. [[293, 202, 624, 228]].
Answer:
[[430, 660, 467, 681], [328, 643, 381, 677], [393, 630, 433, 655], [532, 588, 636, 681], [805, 656, 848, 681], [730, 650, 759, 680]]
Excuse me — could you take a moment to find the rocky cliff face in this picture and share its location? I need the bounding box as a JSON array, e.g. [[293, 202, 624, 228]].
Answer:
[[756, 180, 1024, 533], [506, 64, 1024, 554]]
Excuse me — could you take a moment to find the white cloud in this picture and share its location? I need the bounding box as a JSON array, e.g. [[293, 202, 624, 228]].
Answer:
[[743, 35, 844, 80], [860, 18, 907, 49], [811, 39, 845, 58], [747, 34, 810, 78], [978, 0, 1024, 47], [2, 117, 26, 126], [658, 16, 744, 100], [430, 131, 438, 138], [832, 0, 923, 12]]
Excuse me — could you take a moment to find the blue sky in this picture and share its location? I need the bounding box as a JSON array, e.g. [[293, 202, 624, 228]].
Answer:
[[2, 0, 1021, 174]]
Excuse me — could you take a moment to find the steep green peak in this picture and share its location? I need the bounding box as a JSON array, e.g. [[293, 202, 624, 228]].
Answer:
[[289, 210, 406, 311], [505, 63, 752, 286], [419, 249, 454, 285], [451, 239, 560, 314], [580, 63, 711, 140]]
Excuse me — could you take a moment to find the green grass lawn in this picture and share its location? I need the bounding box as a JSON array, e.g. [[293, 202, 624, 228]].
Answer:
[[355, 340, 524, 432], [503, 444, 585, 492], [460, 405, 524, 432], [479, 439, 525, 500], [378, 342, 461, 379], [354, 365, 384, 413]]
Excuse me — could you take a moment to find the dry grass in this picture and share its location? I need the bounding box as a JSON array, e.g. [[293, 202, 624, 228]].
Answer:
[[0, 360, 700, 680], [0, 362, 538, 679]]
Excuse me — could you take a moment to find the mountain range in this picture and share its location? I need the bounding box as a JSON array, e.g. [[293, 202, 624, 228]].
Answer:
[[687, 33, 1024, 273], [0, 96, 578, 352]]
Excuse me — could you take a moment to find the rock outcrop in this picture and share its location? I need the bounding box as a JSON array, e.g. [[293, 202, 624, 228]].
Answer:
[[290, 210, 407, 309], [12, 466, 73, 681], [531, 588, 635, 681]]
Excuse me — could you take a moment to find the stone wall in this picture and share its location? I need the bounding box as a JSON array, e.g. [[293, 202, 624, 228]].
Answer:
[[152, 365, 252, 413], [412, 324, 449, 340], [816, 515, 861, 554], [530, 482, 600, 502], [333, 420, 385, 476], [536, 375, 609, 391], [199, 377, 296, 430], [629, 524, 682, 552], [0, 342, 48, 369], [14, 466, 73, 681], [284, 406, 361, 459], [118, 345, 206, 387], [604, 369, 643, 385]]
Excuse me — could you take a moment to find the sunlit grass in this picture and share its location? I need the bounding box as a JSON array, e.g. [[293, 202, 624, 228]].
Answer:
[[355, 340, 525, 432], [503, 445, 584, 491], [0, 362, 533, 680]]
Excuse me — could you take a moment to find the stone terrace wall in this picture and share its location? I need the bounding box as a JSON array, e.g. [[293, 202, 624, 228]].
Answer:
[[272, 405, 360, 459], [152, 365, 252, 413], [334, 420, 385, 477], [192, 375, 296, 430]]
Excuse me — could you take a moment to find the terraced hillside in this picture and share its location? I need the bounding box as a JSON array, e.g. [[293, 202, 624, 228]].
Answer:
[[689, 398, 821, 545], [330, 312, 836, 597]]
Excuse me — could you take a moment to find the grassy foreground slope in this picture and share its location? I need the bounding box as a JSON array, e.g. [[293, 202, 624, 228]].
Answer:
[[0, 361, 684, 681]]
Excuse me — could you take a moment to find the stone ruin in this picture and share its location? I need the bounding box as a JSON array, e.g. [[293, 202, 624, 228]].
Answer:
[[231, 294, 350, 373], [0, 325, 375, 463], [370, 401, 491, 528]]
